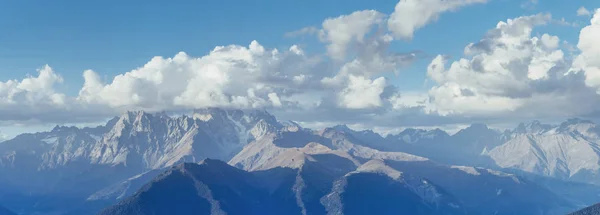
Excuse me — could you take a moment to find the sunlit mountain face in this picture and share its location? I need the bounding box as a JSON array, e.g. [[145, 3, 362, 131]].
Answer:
[[1, 0, 600, 214]]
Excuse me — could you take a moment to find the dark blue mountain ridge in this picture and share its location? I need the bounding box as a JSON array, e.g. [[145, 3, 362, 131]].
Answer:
[[569, 203, 600, 215], [99, 159, 469, 215]]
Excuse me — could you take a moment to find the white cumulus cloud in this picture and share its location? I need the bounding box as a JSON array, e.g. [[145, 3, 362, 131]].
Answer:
[[8, 0, 600, 131], [338, 75, 387, 109], [424, 14, 573, 116], [388, 0, 487, 40], [0, 65, 72, 121], [572, 9, 600, 92], [577, 7, 591, 17], [78, 41, 315, 111], [319, 10, 386, 60], [0, 65, 65, 107]]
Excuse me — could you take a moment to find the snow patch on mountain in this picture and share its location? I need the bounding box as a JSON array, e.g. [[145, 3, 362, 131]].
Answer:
[[489, 126, 600, 182], [229, 133, 360, 171], [451, 166, 481, 176], [41, 136, 59, 145], [356, 159, 403, 180], [350, 144, 429, 162]]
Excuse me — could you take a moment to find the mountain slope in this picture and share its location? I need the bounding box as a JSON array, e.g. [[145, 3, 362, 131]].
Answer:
[[229, 127, 572, 214], [101, 159, 468, 215], [321, 159, 465, 215], [486, 120, 600, 184], [570, 203, 600, 215], [0, 205, 14, 215], [0, 108, 596, 214], [99, 159, 295, 215], [87, 168, 167, 202], [385, 160, 571, 215]]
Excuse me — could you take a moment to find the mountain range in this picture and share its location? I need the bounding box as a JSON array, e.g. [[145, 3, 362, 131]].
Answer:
[[0, 108, 598, 214], [99, 159, 465, 215]]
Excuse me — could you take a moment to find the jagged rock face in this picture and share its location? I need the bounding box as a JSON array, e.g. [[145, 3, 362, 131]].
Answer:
[[0, 108, 283, 214], [87, 109, 281, 170], [390, 128, 451, 145], [0, 109, 280, 172], [487, 119, 600, 184]]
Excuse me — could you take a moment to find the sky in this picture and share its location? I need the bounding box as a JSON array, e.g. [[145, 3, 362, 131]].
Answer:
[[0, 0, 599, 138]]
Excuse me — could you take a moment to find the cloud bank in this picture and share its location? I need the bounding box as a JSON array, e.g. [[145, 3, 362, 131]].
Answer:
[[1, 2, 600, 131]]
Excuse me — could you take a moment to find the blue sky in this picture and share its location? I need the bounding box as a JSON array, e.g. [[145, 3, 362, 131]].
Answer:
[[0, 0, 599, 138], [0, 0, 591, 93]]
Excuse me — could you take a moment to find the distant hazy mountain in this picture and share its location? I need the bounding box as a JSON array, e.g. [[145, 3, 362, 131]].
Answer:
[[339, 119, 600, 185], [381, 124, 501, 166], [570, 203, 600, 215], [486, 119, 600, 185]]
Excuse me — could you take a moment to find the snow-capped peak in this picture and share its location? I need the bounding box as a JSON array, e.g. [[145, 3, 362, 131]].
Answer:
[[557, 118, 599, 138], [506, 118, 600, 138], [332, 124, 353, 133], [450, 166, 481, 176], [513, 120, 553, 134], [488, 118, 600, 184], [390, 128, 449, 144]]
